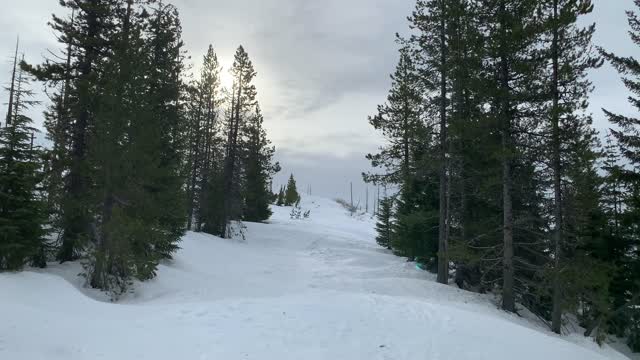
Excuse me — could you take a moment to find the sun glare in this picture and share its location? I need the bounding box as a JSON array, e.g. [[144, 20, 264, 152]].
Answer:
[[220, 62, 234, 91]]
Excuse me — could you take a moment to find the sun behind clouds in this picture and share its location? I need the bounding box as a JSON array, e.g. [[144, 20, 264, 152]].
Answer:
[[220, 59, 235, 91]]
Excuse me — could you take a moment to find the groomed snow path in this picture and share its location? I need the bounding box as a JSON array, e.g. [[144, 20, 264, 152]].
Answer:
[[0, 196, 631, 359]]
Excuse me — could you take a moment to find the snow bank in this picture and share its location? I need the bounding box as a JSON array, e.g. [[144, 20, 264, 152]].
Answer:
[[0, 196, 632, 359]]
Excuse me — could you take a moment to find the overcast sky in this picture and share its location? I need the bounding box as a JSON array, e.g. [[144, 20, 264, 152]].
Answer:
[[1, 0, 638, 204]]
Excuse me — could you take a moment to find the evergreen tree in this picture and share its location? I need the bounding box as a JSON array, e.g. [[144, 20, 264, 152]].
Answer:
[[140, 0, 187, 255], [539, 0, 603, 334], [408, 0, 451, 284], [375, 197, 394, 249], [0, 58, 47, 270], [41, 26, 74, 230], [599, 136, 637, 344], [478, 0, 546, 313], [392, 173, 440, 264], [560, 130, 611, 342], [420, 0, 499, 287], [242, 105, 279, 222], [599, 1, 640, 349], [364, 0, 639, 349], [218, 46, 258, 238], [184, 44, 225, 232], [284, 174, 300, 206], [363, 47, 425, 187], [363, 46, 435, 263], [25, 0, 121, 262], [276, 185, 285, 206], [84, 0, 188, 295], [23, 0, 189, 296], [184, 82, 203, 230]]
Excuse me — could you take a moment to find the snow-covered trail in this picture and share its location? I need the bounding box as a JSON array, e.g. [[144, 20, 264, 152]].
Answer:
[[0, 196, 631, 359]]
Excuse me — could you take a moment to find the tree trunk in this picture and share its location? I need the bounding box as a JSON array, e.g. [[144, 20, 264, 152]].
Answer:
[[499, 0, 515, 312], [5, 37, 19, 127], [61, 10, 74, 118], [187, 100, 203, 231], [364, 187, 368, 213], [221, 73, 242, 238], [91, 192, 114, 289], [502, 125, 515, 313], [197, 99, 214, 231], [437, 0, 449, 285], [550, 0, 563, 334], [13, 55, 25, 121]]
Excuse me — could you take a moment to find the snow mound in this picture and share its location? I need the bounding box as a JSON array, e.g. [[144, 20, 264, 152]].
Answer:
[[0, 195, 632, 359]]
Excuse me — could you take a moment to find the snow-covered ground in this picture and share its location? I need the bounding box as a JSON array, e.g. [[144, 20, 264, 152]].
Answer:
[[0, 196, 634, 359]]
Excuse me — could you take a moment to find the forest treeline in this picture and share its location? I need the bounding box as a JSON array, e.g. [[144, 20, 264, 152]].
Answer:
[[0, 0, 279, 297], [368, 0, 640, 351]]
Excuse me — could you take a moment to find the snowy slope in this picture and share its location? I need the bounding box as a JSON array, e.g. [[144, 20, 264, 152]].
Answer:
[[0, 196, 632, 360]]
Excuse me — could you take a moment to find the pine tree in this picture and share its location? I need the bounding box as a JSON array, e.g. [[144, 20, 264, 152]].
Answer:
[[539, 0, 603, 334], [71, 1, 188, 296], [184, 82, 203, 230], [276, 185, 285, 206], [218, 46, 258, 238], [392, 171, 440, 264], [242, 105, 279, 222], [141, 0, 186, 251], [409, 0, 451, 284], [364, 0, 638, 349], [284, 174, 300, 206], [363, 45, 435, 263], [363, 47, 425, 187], [478, 0, 546, 313], [0, 57, 47, 270], [184, 44, 225, 232], [83, 0, 147, 294], [599, 136, 635, 343], [375, 197, 394, 249], [80, 0, 140, 293], [446, 0, 499, 291], [41, 15, 75, 229], [25, 0, 118, 262], [599, 1, 640, 349], [560, 130, 611, 342]]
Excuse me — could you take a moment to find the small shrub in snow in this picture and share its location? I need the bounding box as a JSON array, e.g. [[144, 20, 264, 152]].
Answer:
[[335, 198, 358, 216], [227, 221, 247, 241], [290, 206, 302, 219], [290, 199, 310, 220]]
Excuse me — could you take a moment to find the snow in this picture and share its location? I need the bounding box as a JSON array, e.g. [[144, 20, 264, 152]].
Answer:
[[0, 195, 633, 359]]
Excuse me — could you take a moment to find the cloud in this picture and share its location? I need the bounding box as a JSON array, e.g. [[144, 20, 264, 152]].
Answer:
[[1, 0, 638, 197]]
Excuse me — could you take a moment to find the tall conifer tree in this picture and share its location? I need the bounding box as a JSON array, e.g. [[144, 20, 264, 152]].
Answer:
[[284, 174, 300, 206], [599, 0, 640, 349], [0, 58, 46, 270], [26, 0, 117, 262], [540, 0, 602, 334], [185, 44, 224, 232], [242, 105, 279, 222], [218, 46, 258, 238]]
